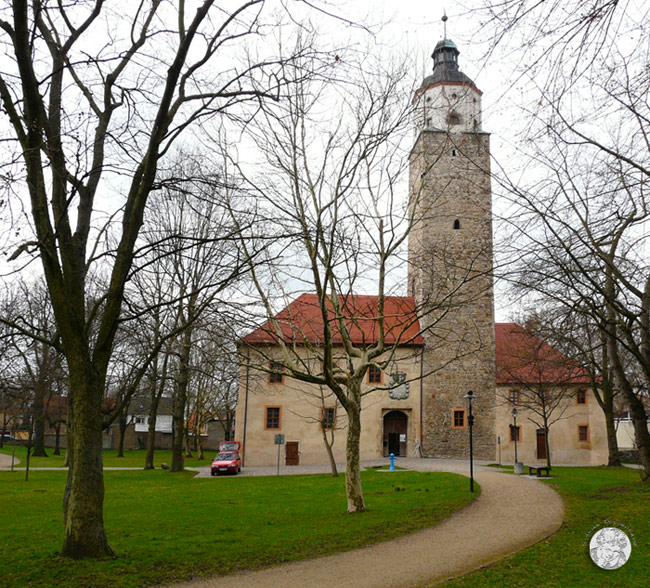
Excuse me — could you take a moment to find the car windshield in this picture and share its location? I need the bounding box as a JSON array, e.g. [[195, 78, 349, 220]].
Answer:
[[215, 453, 235, 461]]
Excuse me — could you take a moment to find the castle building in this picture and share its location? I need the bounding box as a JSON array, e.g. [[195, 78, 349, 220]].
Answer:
[[234, 37, 608, 468]]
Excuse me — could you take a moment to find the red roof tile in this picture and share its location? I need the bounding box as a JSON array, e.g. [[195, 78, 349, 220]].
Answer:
[[243, 296, 591, 385], [242, 293, 425, 346], [495, 323, 590, 385]]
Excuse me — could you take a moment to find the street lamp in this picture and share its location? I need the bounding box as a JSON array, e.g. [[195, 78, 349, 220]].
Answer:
[[511, 408, 519, 465], [464, 390, 476, 493]]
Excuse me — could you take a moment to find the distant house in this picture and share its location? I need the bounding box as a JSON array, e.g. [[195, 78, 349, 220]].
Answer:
[[110, 396, 174, 451]]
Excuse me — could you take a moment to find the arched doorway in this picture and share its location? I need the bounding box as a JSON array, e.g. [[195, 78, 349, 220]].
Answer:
[[383, 411, 408, 457]]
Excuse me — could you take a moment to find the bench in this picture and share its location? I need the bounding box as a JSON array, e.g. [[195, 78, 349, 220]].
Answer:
[[527, 465, 551, 477]]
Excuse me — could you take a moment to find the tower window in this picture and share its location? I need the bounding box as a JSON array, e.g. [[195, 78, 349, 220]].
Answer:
[[452, 409, 466, 429], [426, 117, 432, 128], [453, 219, 460, 230], [451, 92, 458, 99], [451, 149, 457, 157], [447, 112, 461, 126]]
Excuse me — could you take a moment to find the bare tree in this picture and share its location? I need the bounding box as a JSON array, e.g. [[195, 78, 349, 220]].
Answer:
[[474, 0, 650, 479], [230, 45, 426, 512], [497, 322, 592, 468], [520, 306, 622, 466], [0, 1, 320, 557]]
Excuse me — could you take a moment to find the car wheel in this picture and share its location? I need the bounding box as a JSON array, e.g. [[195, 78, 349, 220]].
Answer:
[[211, 472, 216, 476], [238, 467, 241, 473]]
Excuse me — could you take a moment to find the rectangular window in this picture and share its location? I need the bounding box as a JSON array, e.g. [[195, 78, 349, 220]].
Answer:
[[321, 407, 336, 430], [269, 362, 284, 384], [576, 389, 587, 405], [578, 425, 589, 442], [367, 365, 382, 384], [508, 390, 520, 405], [452, 409, 465, 429], [265, 407, 281, 430], [510, 425, 521, 442]]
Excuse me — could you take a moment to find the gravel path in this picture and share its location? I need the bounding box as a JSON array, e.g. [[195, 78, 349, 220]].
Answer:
[[163, 459, 565, 588]]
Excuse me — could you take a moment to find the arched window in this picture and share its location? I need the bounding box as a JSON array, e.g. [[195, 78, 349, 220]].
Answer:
[[453, 219, 461, 230], [451, 149, 457, 157]]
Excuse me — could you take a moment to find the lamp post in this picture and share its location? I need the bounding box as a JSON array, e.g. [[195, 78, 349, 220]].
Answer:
[[464, 390, 476, 493], [512, 408, 518, 465]]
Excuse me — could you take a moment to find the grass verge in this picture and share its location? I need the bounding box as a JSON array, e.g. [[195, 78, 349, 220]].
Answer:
[[444, 466, 649, 588], [0, 447, 214, 469], [0, 468, 475, 587]]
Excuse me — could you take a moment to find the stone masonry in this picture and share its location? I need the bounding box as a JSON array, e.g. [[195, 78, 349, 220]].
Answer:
[[407, 39, 497, 460]]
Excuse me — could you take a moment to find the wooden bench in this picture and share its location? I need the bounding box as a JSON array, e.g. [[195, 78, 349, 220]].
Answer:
[[528, 465, 551, 477]]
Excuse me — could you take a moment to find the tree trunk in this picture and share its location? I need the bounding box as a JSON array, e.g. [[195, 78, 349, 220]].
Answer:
[[31, 382, 48, 457], [144, 397, 160, 470], [117, 412, 127, 458], [171, 323, 193, 472], [53, 422, 61, 456], [184, 426, 193, 458], [607, 318, 650, 480], [61, 360, 114, 559], [322, 426, 338, 477], [344, 403, 365, 513], [197, 430, 204, 460], [603, 401, 621, 467]]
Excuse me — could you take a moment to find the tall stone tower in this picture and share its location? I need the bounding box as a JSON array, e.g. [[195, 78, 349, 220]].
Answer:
[[408, 34, 496, 459]]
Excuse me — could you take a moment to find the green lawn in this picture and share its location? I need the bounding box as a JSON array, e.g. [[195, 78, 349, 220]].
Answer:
[[0, 468, 475, 588], [444, 466, 649, 588], [0, 447, 214, 469]]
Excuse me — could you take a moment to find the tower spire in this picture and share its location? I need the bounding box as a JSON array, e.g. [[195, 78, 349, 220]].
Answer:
[[442, 11, 448, 40]]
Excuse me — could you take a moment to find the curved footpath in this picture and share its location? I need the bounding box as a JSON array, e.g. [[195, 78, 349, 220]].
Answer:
[[164, 459, 565, 588], [0, 452, 16, 467]]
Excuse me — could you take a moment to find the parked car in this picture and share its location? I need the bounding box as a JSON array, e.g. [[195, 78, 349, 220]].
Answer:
[[1, 433, 15, 442], [210, 441, 242, 476]]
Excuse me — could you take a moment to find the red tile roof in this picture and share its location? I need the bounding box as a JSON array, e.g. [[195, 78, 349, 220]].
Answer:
[[243, 296, 591, 385], [495, 323, 590, 385], [241, 293, 425, 347]]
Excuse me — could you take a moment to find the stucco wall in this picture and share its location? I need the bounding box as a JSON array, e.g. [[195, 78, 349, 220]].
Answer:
[[235, 347, 423, 467], [495, 386, 608, 465]]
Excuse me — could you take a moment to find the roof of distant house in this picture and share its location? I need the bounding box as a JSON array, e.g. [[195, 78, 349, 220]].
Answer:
[[242, 295, 591, 386]]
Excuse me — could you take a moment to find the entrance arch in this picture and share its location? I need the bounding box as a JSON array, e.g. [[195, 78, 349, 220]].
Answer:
[[383, 410, 408, 457]]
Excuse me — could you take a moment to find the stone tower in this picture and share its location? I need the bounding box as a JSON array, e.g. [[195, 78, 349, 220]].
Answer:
[[408, 35, 496, 459]]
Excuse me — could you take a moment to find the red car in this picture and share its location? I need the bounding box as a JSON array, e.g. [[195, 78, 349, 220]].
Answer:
[[211, 441, 242, 476]]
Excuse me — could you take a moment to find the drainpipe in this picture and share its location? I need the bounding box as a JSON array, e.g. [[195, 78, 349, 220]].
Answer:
[[419, 345, 424, 454], [242, 346, 250, 467]]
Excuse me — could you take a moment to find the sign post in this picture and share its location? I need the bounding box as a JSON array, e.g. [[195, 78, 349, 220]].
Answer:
[[274, 434, 285, 476]]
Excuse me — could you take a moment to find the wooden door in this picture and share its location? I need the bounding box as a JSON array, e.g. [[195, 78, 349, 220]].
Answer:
[[285, 441, 299, 466], [536, 429, 547, 460], [383, 411, 408, 457]]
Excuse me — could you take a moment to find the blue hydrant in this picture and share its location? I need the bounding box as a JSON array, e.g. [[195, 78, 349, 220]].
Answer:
[[389, 453, 397, 471]]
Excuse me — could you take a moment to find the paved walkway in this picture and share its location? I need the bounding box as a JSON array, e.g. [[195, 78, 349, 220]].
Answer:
[[0, 452, 17, 467], [163, 459, 565, 588]]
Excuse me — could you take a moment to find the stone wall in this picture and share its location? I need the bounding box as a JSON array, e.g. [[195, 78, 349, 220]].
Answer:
[[408, 129, 496, 460]]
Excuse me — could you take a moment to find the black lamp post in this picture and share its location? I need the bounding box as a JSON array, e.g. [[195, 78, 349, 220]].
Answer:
[[464, 390, 476, 493], [511, 407, 519, 466]]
